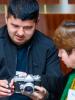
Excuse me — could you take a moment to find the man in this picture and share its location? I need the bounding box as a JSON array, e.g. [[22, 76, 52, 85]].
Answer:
[[0, 0, 63, 100]]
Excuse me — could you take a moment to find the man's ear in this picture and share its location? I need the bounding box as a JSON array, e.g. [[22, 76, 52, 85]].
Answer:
[[37, 17, 39, 23], [5, 5, 8, 24], [35, 18, 39, 28], [5, 16, 8, 24]]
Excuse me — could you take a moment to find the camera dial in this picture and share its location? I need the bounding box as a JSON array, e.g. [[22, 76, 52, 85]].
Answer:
[[24, 75, 34, 82]]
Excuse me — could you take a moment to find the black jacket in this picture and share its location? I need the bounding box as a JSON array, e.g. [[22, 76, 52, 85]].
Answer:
[[0, 25, 63, 100]]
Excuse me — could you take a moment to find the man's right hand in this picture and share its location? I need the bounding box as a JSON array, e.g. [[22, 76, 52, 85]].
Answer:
[[0, 80, 12, 97]]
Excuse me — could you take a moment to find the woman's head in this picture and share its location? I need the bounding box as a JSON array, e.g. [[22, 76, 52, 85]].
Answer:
[[53, 21, 75, 68]]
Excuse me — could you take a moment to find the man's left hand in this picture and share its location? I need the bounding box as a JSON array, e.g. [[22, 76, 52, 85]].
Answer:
[[28, 86, 48, 100]]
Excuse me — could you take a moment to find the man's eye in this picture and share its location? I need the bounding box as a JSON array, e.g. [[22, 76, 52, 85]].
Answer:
[[14, 25, 19, 28], [11, 24, 19, 28], [23, 26, 33, 30]]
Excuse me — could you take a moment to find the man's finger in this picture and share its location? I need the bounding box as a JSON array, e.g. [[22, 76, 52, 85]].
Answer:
[[0, 80, 9, 88]]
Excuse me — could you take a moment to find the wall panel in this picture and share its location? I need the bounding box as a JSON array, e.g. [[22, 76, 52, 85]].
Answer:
[[0, 14, 5, 27], [68, 0, 75, 4], [38, 0, 59, 4], [46, 0, 59, 4], [0, 0, 8, 4], [0, 0, 59, 4], [38, 14, 75, 37]]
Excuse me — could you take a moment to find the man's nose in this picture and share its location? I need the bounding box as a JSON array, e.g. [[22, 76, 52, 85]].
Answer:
[[17, 27, 24, 36]]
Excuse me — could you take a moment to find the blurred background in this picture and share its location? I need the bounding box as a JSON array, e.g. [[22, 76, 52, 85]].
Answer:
[[0, 0, 75, 74]]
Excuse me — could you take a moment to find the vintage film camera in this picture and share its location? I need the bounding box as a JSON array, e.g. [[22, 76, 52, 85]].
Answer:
[[13, 71, 41, 95]]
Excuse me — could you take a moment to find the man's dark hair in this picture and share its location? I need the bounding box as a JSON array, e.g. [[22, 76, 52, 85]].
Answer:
[[7, 0, 39, 22]]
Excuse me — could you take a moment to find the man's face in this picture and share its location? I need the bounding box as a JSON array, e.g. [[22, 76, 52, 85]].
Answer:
[[6, 16, 37, 45]]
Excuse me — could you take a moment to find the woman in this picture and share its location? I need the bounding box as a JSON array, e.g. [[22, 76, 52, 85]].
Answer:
[[53, 21, 75, 69], [52, 21, 75, 100]]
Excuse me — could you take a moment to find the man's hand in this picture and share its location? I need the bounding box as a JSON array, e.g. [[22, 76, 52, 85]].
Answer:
[[9, 71, 27, 94], [30, 86, 48, 100], [23, 86, 48, 100], [0, 80, 12, 97]]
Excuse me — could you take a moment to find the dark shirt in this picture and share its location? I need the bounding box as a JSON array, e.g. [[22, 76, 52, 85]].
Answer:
[[9, 45, 30, 100]]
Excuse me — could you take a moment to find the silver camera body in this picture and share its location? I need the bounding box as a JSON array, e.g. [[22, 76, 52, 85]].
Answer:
[[13, 72, 41, 95]]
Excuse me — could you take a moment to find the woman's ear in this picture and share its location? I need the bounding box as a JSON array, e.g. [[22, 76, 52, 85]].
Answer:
[[72, 48, 75, 53], [58, 49, 65, 57], [58, 49, 62, 57]]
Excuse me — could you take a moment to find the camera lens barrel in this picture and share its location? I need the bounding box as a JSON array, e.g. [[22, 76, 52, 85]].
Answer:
[[19, 82, 34, 94]]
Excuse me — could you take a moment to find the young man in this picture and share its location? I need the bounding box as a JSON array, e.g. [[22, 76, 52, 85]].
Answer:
[[0, 0, 63, 100]]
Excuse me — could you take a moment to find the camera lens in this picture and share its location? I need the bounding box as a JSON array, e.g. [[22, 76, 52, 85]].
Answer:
[[24, 86, 33, 94], [24, 83, 34, 94]]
